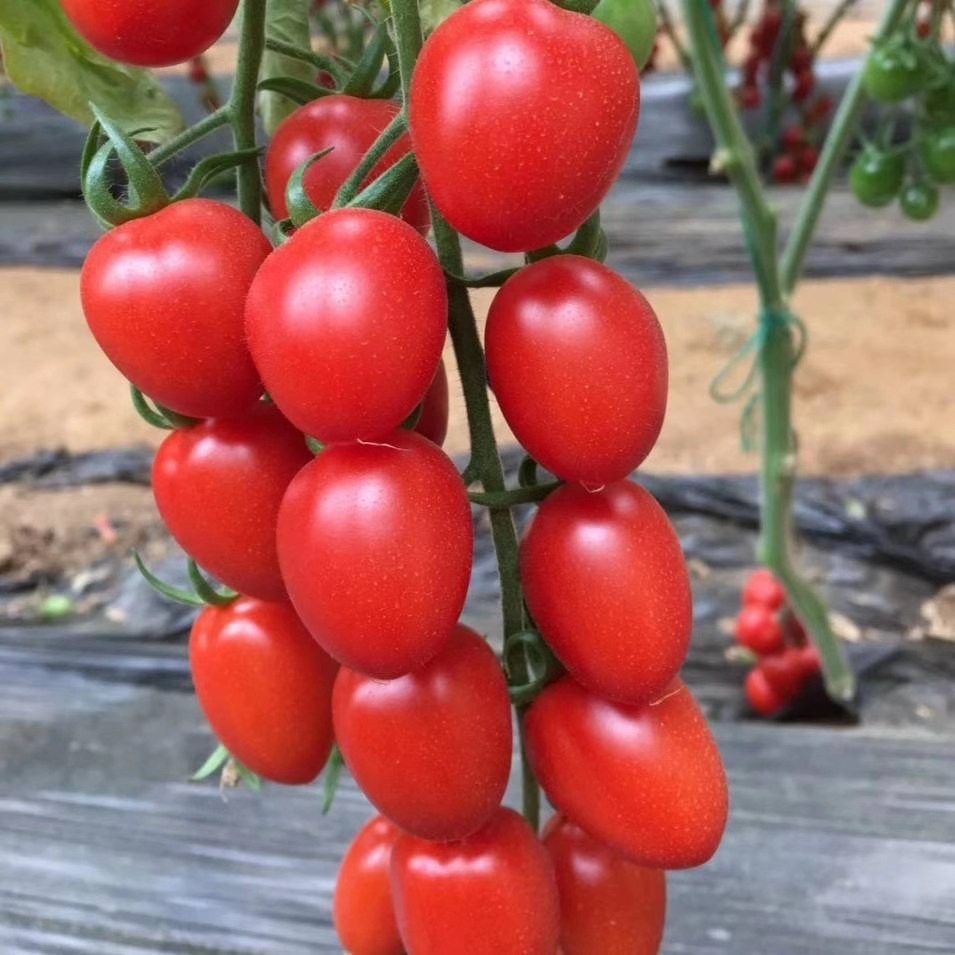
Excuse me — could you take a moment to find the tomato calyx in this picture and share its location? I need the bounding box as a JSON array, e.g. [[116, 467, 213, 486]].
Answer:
[[191, 741, 263, 792], [83, 105, 264, 229], [130, 386, 200, 432], [133, 553, 238, 609], [504, 629, 564, 706], [284, 147, 335, 227]]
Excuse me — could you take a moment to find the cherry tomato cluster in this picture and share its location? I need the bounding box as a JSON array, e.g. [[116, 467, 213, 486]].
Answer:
[[74, 0, 724, 950], [738, 0, 832, 183], [850, 13, 955, 221], [734, 569, 821, 716]]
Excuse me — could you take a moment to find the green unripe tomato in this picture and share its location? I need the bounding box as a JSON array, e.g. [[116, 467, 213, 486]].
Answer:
[[863, 38, 927, 103], [849, 147, 905, 207], [592, 0, 657, 71], [920, 125, 955, 183], [899, 181, 940, 221], [922, 79, 955, 124]]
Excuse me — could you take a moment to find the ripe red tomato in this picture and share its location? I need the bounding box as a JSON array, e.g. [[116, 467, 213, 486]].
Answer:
[[525, 677, 728, 869], [264, 95, 429, 231], [277, 430, 472, 678], [543, 815, 666, 955], [735, 604, 784, 655], [333, 625, 511, 840], [409, 0, 639, 252], [61, 0, 238, 67], [745, 666, 786, 717], [521, 481, 691, 703], [758, 647, 805, 700], [245, 208, 447, 443], [414, 360, 450, 447], [81, 199, 269, 418], [391, 807, 560, 955], [486, 256, 667, 484], [189, 598, 337, 784], [152, 404, 310, 601], [742, 568, 786, 610], [334, 815, 403, 955]]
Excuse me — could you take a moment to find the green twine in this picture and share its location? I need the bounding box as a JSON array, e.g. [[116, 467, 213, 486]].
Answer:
[[709, 307, 807, 451]]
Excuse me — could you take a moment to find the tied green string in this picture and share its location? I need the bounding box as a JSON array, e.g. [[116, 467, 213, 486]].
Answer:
[[709, 307, 807, 451]]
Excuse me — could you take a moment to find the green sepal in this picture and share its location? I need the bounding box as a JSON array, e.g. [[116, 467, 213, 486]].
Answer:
[[257, 75, 337, 107], [322, 745, 345, 815], [132, 552, 206, 608], [347, 153, 419, 217], [343, 22, 390, 97], [187, 560, 238, 608], [191, 743, 230, 781], [172, 148, 265, 202], [286, 148, 334, 227], [82, 104, 170, 228]]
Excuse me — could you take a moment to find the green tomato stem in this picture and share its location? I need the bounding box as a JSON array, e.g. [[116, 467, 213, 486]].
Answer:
[[148, 106, 231, 168], [781, 0, 913, 292], [390, 0, 541, 830], [229, 0, 269, 224], [682, 0, 854, 702]]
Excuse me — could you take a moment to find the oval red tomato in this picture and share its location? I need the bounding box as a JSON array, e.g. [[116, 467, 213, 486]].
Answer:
[[62, 0, 238, 67], [189, 598, 337, 785], [745, 666, 786, 717], [409, 0, 639, 252], [525, 677, 728, 869], [277, 430, 472, 678], [391, 807, 560, 955], [153, 403, 310, 601], [543, 815, 666, 955], [486, 256, 667, 483], [742, 568, 786, 610], [735, 604, 784, 656], [414, 360, 450, 447], [334, 815, 403, 955], [265, 95, 429, 231], [245, 208, 447, 443], [521, 480, 691, 703], [333, 624, 511, 841], [81, 199, 269, 418]]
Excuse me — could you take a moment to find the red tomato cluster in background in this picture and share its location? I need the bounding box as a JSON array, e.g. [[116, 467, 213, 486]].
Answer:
[[74, 0, 728, 950], [738, 0, 832, 183], [735, 569, 822, 716]]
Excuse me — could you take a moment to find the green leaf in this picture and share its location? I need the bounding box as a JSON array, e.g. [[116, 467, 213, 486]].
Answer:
[[0, 0, 182, 143], [260, 0, 315, 136]]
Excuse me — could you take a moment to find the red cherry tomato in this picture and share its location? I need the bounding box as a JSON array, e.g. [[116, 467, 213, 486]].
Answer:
[[334, 815, 403, 955], [391, 807, 561, 955], [521, 481, 691, 704], [525, 677, 729, 869], [264, 95, 429, 231], [742, 568, 786, 610], [277, 430, 472, 678], [333, 625, 511, 840], [409, 0, 639, 252], [798, 643, 822, 677], [543, 815, 666, 955], [744, 666, 786, 717], [152, 404, 310, 601], [486, 256, 668, 484], [735, 604, 785, 655], [189, 598, 337, 784], [758, 647, 806, 700], [245, 208, 447, 443], [61, 0, 238, 67], [414, 360, 450, 447], [81, 199, 269, 418]]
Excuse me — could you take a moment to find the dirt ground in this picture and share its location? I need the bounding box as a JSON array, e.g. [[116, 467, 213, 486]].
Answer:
[[2, 267, 953, 476]]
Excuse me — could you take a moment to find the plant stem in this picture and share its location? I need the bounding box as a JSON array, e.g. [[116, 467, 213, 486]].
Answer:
[[810, 0, 862, 57], [230, 0, 268, 223], [682, 0, 854, 701], [390, 0, 540, 828], [149, 106, 230, 168], [781, 0, 912, 292]]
